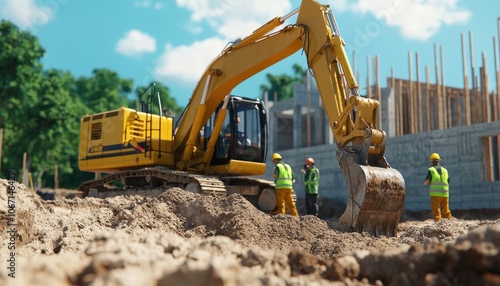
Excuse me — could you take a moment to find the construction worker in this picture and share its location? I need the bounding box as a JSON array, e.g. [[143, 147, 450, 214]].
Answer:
[[424, 153, 452, 221], [224, 115, 250, 146], [272, 153, 299, 216], [301, 157, 320, 216]]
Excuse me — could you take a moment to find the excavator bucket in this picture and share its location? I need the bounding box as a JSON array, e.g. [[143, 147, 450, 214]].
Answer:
[[337, 149, 406, 237]]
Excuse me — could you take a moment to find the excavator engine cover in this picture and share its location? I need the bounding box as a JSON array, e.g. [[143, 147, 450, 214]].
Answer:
[[337, 149, 406, 237]]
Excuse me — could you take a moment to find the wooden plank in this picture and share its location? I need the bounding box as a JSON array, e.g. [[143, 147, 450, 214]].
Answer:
[[440, 45, 448, 128], [0, 128, 3, 173], [375, 56, 382, 129], [462, 33, 471, 125], [55, 164, 59, 190], [408, 52, 414, 134], [481, 53, 491, 122], [434, 43, 442, 129], [426, 66, 431, 131], [494, 36, 499, 121], [482, 137, 493, 181], [416, 52, 422, 132]]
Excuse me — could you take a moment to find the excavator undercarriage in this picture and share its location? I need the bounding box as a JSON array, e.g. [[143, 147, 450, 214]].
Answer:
[[78, 167, 281, 212]]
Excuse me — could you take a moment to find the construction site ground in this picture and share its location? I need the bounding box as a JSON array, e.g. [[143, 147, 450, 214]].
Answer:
[[1, 179, 499, 286]]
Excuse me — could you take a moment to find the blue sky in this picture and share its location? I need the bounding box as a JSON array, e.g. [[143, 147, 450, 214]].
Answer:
[[1, 0, 499, 108]]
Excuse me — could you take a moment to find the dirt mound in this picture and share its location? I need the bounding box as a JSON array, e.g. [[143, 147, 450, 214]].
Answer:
[[1, 180, 499, 285]]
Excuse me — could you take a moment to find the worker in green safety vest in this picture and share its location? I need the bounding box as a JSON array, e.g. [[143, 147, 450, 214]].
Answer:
[[424, 153, 453, 221], [272, 153, 298, 216], [301, 157, 320, 216]]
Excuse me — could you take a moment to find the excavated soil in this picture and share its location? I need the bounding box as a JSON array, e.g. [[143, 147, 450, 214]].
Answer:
[[1, 179, 500, 286]]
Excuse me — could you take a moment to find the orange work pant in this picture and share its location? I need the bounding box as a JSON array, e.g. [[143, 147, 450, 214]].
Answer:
[[275, 188, 298, 216], [430, 196, 452, 221]]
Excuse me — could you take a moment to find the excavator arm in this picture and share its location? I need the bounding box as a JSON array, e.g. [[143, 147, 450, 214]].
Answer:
[[172, 25, 304, 165], [174, 0, 405, 237], [296, 0, 406, 237]]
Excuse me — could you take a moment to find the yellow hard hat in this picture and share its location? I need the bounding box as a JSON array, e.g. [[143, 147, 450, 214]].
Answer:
[[429, 153, 441, 161], [272, 153, 282, 160]]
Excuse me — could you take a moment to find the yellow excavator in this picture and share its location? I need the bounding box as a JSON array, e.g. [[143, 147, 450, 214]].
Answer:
[[78, 0, 405, 237]]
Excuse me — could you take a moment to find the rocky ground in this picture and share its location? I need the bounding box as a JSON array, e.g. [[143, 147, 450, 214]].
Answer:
[[1, 179, 500, 286]]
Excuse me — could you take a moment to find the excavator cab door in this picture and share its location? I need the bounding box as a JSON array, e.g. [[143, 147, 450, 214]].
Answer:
[[203, 96, 267, 166]]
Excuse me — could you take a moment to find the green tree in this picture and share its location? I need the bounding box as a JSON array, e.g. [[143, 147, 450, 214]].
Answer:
[[75, 68, 133, 113], [260, 64, 306, 101], [0, 21, 187, 188], [25, 69, 90, 188], [0, 20, 45, 176], [132, 82, 183, 117]]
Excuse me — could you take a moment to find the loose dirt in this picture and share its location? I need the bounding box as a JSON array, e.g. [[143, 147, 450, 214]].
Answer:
[[1, 179, 499, 286]]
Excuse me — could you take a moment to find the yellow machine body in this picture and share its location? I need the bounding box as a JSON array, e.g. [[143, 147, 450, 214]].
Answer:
[[78, 107, 175, 173]]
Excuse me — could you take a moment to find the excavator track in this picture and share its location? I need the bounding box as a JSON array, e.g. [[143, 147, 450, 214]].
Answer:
[[78, 167, 227, 198], [77, 168, 282, 212], [219, 177, 296, 211]]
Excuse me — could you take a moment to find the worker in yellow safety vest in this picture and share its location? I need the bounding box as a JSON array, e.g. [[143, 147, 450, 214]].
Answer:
[[423, 153, 453, 221], [272, 153, 298, 216]]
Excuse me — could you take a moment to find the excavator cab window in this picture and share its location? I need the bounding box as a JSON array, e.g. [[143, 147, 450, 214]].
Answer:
[[205, 96, 267, 165]]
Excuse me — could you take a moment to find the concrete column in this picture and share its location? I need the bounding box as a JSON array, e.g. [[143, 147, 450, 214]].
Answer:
[[269, 110, 276, 155], [294, 105, 302, 149]]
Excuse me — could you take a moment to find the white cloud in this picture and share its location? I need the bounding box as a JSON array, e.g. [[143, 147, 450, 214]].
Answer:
[[323, 0, 351, 12], [177, 0, 292, 38], [0, 0, 54, 29], [154, 0, 470, 86], [155, 38, 228, 84], [154, 2, 164, 10], [134, 0, 151, 8], [116, 30, 157, 58], [134, 1, 164, 10], [155, 0, 293, 85], [184, 24, 203, 35], [354, 0, 470, 41]]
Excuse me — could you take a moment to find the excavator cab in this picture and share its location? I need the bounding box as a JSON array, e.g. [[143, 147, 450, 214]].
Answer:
[[203, 96, 267, 167]]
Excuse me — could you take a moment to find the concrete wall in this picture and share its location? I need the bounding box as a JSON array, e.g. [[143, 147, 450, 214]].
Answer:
[[264, 121, 500, 211]]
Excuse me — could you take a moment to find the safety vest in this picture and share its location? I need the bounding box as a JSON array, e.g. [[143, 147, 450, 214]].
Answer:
[[428, 166, 449, 197], [275, 162, 293, 189], [304, 167, 320, 194]]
